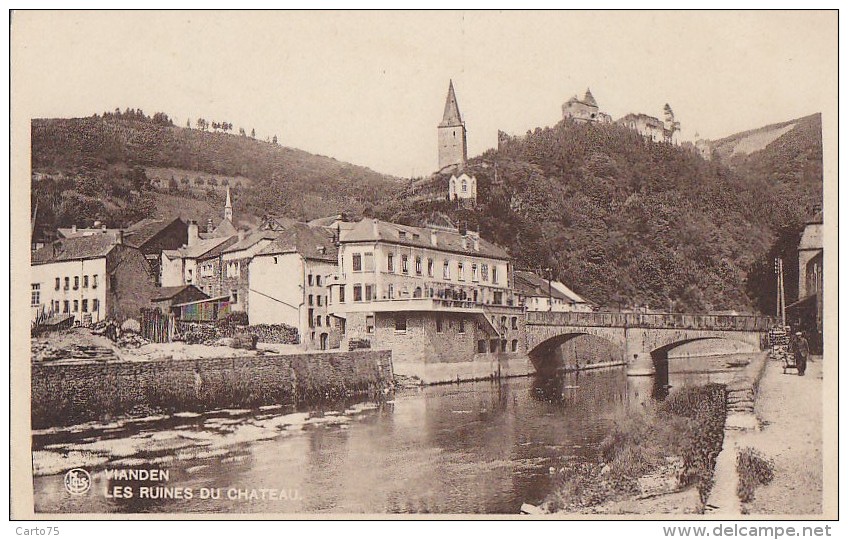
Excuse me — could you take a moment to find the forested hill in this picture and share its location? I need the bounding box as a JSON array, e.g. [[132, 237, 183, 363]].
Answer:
[[31, 112, 402, 232], [376, 117, 822, 313]]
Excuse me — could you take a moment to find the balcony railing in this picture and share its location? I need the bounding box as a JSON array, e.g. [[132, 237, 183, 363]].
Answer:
[[525, 311, 775, 332]]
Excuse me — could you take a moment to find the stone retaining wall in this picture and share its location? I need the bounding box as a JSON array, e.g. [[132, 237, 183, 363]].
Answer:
[[31, 350, 393, 429]]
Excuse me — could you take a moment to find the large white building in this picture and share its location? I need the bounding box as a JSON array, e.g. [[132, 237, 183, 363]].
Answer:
[[248, 223, 342, 350], [327, 218, 529, 383]]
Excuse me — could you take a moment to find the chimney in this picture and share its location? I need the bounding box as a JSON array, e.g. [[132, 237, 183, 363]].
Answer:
[[187, 220, 199, 246], [238, 228, 246, 242], [430, 230, 438, 247], [371, 219, 379, 237], [472, 233, 480, 252], [461, 234, 468, 250], [71, 225, 77, 234], [207, 217, 214, 233], [115, 230, 123, 245]]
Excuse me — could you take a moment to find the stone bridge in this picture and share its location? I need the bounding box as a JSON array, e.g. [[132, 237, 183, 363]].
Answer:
[[525, 311, 774, 376]]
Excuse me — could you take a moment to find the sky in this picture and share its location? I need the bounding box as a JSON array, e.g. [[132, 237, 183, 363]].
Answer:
[[12, 11, 837, 178]]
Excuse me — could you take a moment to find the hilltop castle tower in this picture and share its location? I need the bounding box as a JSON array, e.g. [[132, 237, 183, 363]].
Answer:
[[224, 186, 233, 222], [437, 80, 467, 171]]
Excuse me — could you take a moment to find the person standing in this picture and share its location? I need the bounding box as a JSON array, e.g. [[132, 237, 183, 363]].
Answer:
[[793, 331, 809, 376]]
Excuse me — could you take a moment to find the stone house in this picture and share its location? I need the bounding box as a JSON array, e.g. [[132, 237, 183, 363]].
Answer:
[[31, 231, 157, 324]]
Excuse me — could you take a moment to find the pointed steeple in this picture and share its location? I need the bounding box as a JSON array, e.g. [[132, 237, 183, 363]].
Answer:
[[224, 186, 233, 222], [439, 80, 463, 127], [583, 88, 597, 107]]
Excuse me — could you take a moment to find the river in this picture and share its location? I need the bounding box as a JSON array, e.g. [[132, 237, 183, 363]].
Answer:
[[31, 354, 753, 514]]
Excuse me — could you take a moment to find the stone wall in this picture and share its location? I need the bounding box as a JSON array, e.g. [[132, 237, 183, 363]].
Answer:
[[31, 350, 393, 429]]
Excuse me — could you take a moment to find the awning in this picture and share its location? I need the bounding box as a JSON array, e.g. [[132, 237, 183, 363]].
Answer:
[[786, 293, 817, 312]]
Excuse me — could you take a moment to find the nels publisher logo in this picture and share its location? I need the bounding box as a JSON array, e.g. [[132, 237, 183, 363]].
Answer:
[[64, 468, 91, 496]]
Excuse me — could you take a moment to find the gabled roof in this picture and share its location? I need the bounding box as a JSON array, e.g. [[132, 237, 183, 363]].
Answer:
[[439, 80, 464, 127], [57, 227, 121, 239], [122, 217, 185, 248], [342, 219, 510, 260], [257, 223, 339, 262], [32, 233, 120, 265], [223, 229, 279, 254], [151, 285, 208, 302], [163, 235, 236, 260], [513, 270, 572, 301], [210, 218, 237, 238]]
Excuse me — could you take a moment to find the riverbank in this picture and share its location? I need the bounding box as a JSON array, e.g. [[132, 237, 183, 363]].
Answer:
[[543, 383, 727, 515], [31, 350, 394, 429], [709, 355, 823, 515]]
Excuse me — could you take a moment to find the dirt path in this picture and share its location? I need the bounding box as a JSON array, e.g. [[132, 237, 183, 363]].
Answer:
[[737, 356, 823, 515]]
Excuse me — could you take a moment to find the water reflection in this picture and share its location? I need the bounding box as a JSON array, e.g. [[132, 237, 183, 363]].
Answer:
[[32, 355, 755, 514]]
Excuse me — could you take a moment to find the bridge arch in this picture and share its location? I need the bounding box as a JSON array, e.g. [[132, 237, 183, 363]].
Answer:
[[527, 330, 625, 374], [644, 331, 762, 360]]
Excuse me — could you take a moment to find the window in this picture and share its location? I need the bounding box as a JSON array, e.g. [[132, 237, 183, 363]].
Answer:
[[427, 258, 434, 277], [387, 253, 394, 272], [443, 260, 451, 279], [187, 268, 193, 283], [492, 266, 499, 284], [363, 252, 375, 271], [501, 316, 507, 329], [92, 299, 99, 311], [308, 308, 314, 327], [461, 178, 467, 192], [339, 286, 346, 303], [490, 339, 498, 353], [73, 300, 79, 312], [395, 314, 407, 333], [82, 299, 88, 313], [273, 256, 278, 264], [501, 339, 508, 353], [511, 317, 518, 330], [316, 316, 322, 327], [387, 284, 394, 299], [413, 287, 422, 298], [63, 300, 69, 313], [73, 276, 79, 290], [31, 284, 40, 306], [493, 291, 503, 305], [353, 285, 362, 302], [352, 254, 362, 271], [54, 278, 60, 290], [436, 317, 443, 333], [477, 340, 487, 353], [317, 296, 323, 307], [457, 262, 464, 281], [308, 294, 314, 306], [366, 315, 375, 334], [415, 256, 422, 275], [316, 275, 322, 287], [401, 254, 409, 274], [231, 290, 238, 304], [458, 317, 465, 334], [481, 264, 489, 281], [511, 339, 518, 352], [92, 274, 98, 289], [472, 264, 478, 281], [365, 284, 374, 301], [308, 274, 314, 286], [325, 295, 329, 307], [64, 277, 70, 290], [325, 315, 331, 327]]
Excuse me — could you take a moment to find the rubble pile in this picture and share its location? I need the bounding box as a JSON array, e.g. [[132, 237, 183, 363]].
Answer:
[[32, 341, 117, 363]]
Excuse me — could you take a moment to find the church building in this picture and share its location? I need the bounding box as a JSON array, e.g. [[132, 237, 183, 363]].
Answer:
[[437, 80, 468, 172]]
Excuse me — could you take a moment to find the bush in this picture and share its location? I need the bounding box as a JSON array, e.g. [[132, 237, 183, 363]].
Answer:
[[736, 447, 774, 503]]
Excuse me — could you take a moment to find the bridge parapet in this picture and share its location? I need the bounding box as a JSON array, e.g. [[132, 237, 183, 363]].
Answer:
[[526, 311, 775, 332]]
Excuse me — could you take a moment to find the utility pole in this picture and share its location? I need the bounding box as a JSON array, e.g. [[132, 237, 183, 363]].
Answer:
[[774, 257, 786, 327]]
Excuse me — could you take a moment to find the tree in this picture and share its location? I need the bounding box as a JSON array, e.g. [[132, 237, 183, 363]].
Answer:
[[250, 128, 255, 138], [239, 127, 246, 136], [272, 134, 278, 145], [187, 118, 192, 129]]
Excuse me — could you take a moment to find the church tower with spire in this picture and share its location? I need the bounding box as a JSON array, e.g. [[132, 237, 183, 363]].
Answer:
[[224, 186, 233, 222], [437, 80, 467, 171]]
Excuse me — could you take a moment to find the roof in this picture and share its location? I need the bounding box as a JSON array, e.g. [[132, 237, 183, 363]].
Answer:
[[307, 214, 346, 228], [210, 218, 237, 238], [151, 285, 208, 302], [618, 113, 665, 128], [163, 235, 235, 259], [439, 80, 463, 127], [513, 271, 572, 302], [57, 227, 122, 239], [32, 232, 120, 265], [806, 210, 823, 225], [223, 229, 279, 254], [583, 88, 597, 108], [122, 217, 185, 248], [342, 219, 510, 260], [257, 222, 339, 262], [550, 281, 589, 304]]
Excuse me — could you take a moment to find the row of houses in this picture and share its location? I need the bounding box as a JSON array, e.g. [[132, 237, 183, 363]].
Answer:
[[31, 189, 591, 375]]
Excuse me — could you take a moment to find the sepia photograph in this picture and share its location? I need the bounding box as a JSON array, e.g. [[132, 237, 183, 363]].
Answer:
[[9, 9, 837, 520]]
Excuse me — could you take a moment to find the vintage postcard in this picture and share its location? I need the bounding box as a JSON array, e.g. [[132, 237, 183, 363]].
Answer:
[[9, 10, 838, 520]]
